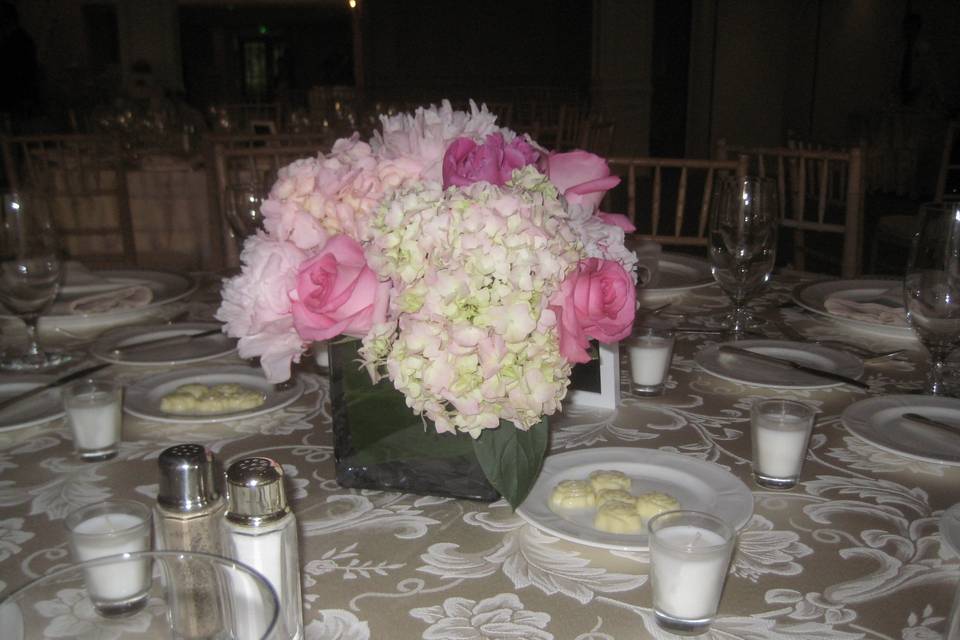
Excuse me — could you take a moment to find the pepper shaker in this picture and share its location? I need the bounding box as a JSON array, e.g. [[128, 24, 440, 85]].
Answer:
[[155, 444, 226, 639], [222, 457, 304, 640]]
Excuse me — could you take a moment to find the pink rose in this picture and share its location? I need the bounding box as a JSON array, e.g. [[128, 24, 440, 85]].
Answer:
[[551, 258, 636, 363], [290, 235, 390, 342], [545, 150, 621, 211], [596, 211, 636, 233], [442, 133, 539, 188]]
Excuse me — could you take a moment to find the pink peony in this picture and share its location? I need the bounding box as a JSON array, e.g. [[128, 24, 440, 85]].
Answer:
[[442, 133, 539, 189], [290, 235, 391, 342], [551, 258, 636, 363], [215, 234, 307, 382], [545, 150, 621, 212]]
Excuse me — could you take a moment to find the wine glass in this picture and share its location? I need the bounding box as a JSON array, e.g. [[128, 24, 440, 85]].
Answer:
[[225, 182, 266, 253], [903, 202, 960, 395], [0, 193, 70, 370], [708, 176, 779, 335]]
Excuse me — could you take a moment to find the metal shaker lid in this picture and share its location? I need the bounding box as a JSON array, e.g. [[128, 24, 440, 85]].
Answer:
[[224, 457, 289, 526], [157, 444, 221, 512]]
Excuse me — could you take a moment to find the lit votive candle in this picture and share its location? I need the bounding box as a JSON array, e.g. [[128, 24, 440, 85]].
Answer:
[[63, 379, 123, 461], [750, 398, 816, 489], [627, 326, 675, 396], [649, 510, 735, 635], [64, 500, 152, 616], [313, 341, 330, 373]]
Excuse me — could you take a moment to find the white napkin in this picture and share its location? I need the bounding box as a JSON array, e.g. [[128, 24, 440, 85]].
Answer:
[[634, 240, 662, 288], [68, 286, 154, 315], [823, 289, 907, 326]]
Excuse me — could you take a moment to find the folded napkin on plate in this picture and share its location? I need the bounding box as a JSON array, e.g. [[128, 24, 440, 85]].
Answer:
[[634, 239, 662, 287], [68, 286, 154, 315], [62, 261, 106, 288], [823, 289, 907, 326]]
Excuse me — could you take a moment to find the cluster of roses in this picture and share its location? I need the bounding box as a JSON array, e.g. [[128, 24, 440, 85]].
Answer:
[[218, 101, 637, 435]]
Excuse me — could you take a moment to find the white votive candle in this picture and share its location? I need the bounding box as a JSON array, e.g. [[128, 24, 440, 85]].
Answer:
[[649, 511, 735, 635], [63, 379, 123, 461], [65, 500, 152, 614], [750, 399, 816, 489], [627, 326, 675, 396], [313, 341, 330, 370]]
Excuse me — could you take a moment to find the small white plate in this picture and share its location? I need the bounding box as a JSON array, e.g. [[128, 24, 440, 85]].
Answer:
[[696, 339, 864, 388], [124, 366, 304, 424], [21, 270, 197, 339], [793, 279, 915, 340], [92, 323, 237, 366], [940, 503, 960, 557], [515, 447, 753, 551], [841, 395, 960, 466], [636, 254, 714, 303], [0, 376, 65, 431]]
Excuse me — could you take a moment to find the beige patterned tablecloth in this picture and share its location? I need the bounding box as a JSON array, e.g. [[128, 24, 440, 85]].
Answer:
[[0, 271, 958, 639]]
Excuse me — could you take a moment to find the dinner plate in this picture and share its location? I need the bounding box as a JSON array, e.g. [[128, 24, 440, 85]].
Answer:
[[940, 503, 960, 557], [515, 447, 753, 551], [792, 279, 915, 339], [636, 254, 714, 304], [0, 376, 65, 431], [696, 339, 864, 388], [841, 395, 960, 466], [27, 270, 197, 338], [91, 323, 236, 366], [124, 365, 304, 424]]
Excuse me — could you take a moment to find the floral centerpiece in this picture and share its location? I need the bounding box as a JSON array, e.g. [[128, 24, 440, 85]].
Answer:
[[217, 101, 637, 507]]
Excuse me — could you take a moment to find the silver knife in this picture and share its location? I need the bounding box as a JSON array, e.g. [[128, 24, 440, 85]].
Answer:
[[0, 362, 112, 412], [110, 328, 223, 356], [717, 345, 869, 389]]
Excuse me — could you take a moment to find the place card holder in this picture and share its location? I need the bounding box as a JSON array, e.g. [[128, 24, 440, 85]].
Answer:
[[566, 341, 620, 411]]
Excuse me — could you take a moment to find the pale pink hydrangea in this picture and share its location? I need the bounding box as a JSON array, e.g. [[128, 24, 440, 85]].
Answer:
[[362, 167, 582, 435], [215, 234, 307, 381]]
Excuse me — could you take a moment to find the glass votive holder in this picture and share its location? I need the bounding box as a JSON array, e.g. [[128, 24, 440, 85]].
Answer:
[[0, 551, 279, 640], [64, 500, 153, 617], [750, 398, 816, 489], [627, 326, 675, 396], [63, 378, 123, 461], [649, 510, 736, 635]]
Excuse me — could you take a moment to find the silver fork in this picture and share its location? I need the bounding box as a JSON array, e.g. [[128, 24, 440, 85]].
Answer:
[[774, 321, 905, 361]]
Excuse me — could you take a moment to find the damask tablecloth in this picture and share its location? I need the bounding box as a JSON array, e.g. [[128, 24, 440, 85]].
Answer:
[[0, 272, 958, 639]]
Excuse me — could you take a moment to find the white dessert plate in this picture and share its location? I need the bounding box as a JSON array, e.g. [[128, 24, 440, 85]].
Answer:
[[0, 376, 65, 431], [696, 339, 864, 388], [515, 447, 753, 551], [636, 254, 714, 304], [124, 365, 304, 424], [92, 323, 236, 366], [12, 270, 197, 339], [841, 395, 960, 466], [940, 503, 960, 557], [792, 279, 914, 340]]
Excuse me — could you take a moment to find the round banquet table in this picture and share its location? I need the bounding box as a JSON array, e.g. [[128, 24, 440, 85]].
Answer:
[[0, 268, 958, 640]]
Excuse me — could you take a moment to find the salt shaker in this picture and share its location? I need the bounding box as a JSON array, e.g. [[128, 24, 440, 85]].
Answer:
[[222, 457, 304, 640], [155, 444, 227, 639]]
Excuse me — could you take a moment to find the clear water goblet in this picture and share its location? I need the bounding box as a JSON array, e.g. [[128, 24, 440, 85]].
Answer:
[[708, 176, 779, 335], [0, 193, 70, 370], [904, 201, 960, 396]]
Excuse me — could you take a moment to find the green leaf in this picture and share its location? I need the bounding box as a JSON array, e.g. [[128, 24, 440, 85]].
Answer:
[[472, 418, 549, 509]]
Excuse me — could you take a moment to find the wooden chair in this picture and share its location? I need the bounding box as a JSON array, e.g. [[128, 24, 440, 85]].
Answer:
[[716, 140, 865, 277], [603, 156, 747, 249], [1, 135, 138, 268], [209, 141, 326, 265]]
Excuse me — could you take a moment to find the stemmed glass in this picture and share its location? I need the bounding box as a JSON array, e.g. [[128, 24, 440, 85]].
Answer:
[[903, 202, 960, 395], [708, 176, 779, 335], [225, 181, 267, 253], [0, 193, 70, 370]]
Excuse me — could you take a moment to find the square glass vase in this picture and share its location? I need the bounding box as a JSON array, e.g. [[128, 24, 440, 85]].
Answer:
[[329, 339, 499, 502]]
